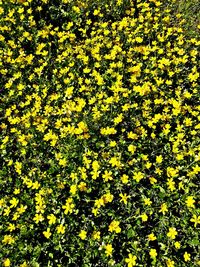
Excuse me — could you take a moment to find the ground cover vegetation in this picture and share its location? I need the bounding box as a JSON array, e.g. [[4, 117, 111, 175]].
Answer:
[[0, 0, 200, 266]]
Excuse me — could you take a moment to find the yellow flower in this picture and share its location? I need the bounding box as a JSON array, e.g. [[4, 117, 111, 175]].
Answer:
[[133, 171, 144, 182], [93, 9, 100, 16], [156, 155, 163, 163], [145, 162, 152, 169], [19, 262, 29, 267], [119, 193, 130, 205], [14, 161, 22, 174], [102, 192, 114, 204], [102, 170, 113, 182], [174, 241, 181, 249], [108, 220, 121, 233], [110, 141, 117, 147], [185, 196, 195, 208], [121, 174, 129, 184], [58, 158, 67, 167], [155, 167, 163, 175], [167, 167, 178, 178], [125, 253, 137, 267], [148, 233, 156, 241], [92, 208, 99, 216], [43, 228, 51, 239], [114, 114, 123, 125], [47, 214, 56, 225], [2, 235, 15, 245], [3, 258, 11, 267], [149, 248, 157, 258], [13, 188, 20, 195], [167, 227, 178, 240], [9, 197, 19, 208], [183, 251, 191, 262], [78, 182, 87, 191], [141, 213, 148, 222], [100, 127, 117, 135], [109, 157, 121, 168], [143, 198, 152, 206], [57, 224, 65, 234], [105, 244, 113, 257], [62, 198, 75, 215], [167, 178, 176, 191], [7, 223, 16, 232], [149, 176, 157, 184], [0, 7, 4, 16], [166, 259, 175, 267], [92, 231, 100, 240], [95, 198, 104, 208], [33, 213, 44, 224], [159, 203, 168, 215], [190, 214, 200, 227], [4, 207, 11, 216], [70, 184, 77, 195], [79, 230, 87, 240], [136, 36, 143, 43], [128, 144, 136, 154]]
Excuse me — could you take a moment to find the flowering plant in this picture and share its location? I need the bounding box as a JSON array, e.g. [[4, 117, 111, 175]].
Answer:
[[0, 0, 199, 266]]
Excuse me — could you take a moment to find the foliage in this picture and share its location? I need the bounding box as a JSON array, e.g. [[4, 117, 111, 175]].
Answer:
[[0, 0, 200, 266]]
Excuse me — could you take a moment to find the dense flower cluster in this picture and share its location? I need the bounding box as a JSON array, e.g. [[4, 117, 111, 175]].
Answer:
[[0, 0, 200, 266]]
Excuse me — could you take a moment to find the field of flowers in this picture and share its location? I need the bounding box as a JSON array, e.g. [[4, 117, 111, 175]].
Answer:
[[0, 0, 200, 266]]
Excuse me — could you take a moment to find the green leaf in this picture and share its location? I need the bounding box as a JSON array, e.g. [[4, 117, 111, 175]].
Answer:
[[31, 261, 40, 267], [189, 238, 199, 246], [127, 228, 135, 238], [49, 252, 54, 259]]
